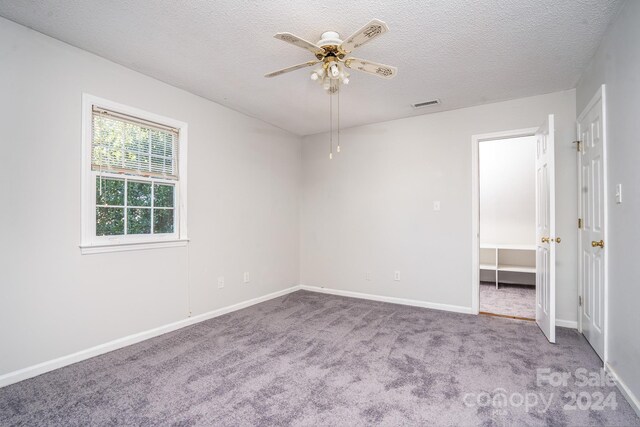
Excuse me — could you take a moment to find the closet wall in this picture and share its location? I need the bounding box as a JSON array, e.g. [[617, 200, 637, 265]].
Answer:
[[479, 136, 536, 285], [479, 136, 536, 246]]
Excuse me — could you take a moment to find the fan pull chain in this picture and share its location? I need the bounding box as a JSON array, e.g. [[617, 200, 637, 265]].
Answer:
[[329, 86, 333, 160], [337, 88, 340, 153]]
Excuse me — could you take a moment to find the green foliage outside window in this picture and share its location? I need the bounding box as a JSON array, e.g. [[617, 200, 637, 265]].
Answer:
[[154, 184, 174, 207], [127, 208, 151, 234], [96, 178, 174, 236], [96, 179, 124, 206], [128, 181, 152, 206], [96, 207, 124, 236]]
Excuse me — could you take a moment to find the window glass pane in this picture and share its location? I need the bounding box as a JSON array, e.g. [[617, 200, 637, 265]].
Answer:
[[127, 208, 151, 234], [127, 181, 152, 206], [96, 207, 124, 235], [91, 110, 178, 178], [124, 123, 149, 153], [150, 156, 165, 174], [96, 178, 124, 206], [154, 209, 174, 234], [165, 136, 174, 157], [151, 131, 165, 156], [93, 115, 122, 145], [102, 147, 124, 169], [92, 116, 124, 168], [154, 184, 174, 207], [124, 151, 150, 172]]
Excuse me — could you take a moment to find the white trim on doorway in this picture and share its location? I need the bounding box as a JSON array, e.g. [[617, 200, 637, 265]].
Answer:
[[470, 127, 538, 315]]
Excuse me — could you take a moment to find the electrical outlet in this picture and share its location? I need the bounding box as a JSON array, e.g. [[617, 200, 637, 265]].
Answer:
[[243, 272, 250, 283], [217, 276, 224, 289], [394, 271, 400, 281], [433, 201, 441, 211], [365, 272, 371, 281]]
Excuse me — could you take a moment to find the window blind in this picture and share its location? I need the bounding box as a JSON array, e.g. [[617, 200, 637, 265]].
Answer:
[[91, 107, 179, 180]]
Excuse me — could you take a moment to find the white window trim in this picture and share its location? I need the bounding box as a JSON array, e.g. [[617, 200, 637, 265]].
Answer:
[[80, 94, 188, 254]]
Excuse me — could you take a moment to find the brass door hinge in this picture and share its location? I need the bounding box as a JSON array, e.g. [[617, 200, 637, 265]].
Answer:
[[573, 140, 581, 152], [578, 218, 583, 229]]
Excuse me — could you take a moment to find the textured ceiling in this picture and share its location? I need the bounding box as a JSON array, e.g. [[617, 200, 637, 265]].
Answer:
[[0, 0, 623, 135]]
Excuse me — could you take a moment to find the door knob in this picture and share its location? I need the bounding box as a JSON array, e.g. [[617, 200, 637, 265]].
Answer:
[[591, 240, 604, 248], [541, 237, 561, 244]]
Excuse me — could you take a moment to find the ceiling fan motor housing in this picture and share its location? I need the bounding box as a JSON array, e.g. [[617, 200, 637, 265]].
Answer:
[[317, 31, 342, 47]]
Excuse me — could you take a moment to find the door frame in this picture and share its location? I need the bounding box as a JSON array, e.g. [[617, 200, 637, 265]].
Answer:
[[576, 84, 608, 363], [471, 127, 539, 314]]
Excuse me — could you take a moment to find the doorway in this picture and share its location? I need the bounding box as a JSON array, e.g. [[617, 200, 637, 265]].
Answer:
[[471, 117, 558, 343], [478, 135, 537, 320]]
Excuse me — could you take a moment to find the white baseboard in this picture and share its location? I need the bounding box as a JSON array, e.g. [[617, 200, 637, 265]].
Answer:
[[605, 362, 640, 418], [0, 284, 582, 390], [0, 285, 302, 389], [556, 319, 578, 329], [299, 285, 474, 314], [300, 286, 580, 330]]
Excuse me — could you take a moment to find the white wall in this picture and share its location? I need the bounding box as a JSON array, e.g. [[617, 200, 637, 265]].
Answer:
[[0, 13, 592, 384], [301, 90, 577, 321], [0, 18, 301, 376], [480, 136, 536, 245], [576, 0, 640, 408]]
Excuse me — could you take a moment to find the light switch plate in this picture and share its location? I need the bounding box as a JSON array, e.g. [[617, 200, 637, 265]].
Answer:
[[243, 272, 250, 283], [615, 184, 622, 204], [217, 276, 224, 289], [394, 271, 400, 281], [433, 201, 441, 211]]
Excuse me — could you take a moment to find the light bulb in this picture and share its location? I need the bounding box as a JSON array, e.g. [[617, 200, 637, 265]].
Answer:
[[337, 145, 341, 153], [330, 64, 340, 78], [310, 72, 319, 81], [318, 68, 325, 77], [343, 77, 349, 85], [329, 152, 333, 160]]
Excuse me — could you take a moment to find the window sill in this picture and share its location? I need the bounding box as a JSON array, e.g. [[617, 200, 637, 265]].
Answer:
[[80, 239, 189, 255]]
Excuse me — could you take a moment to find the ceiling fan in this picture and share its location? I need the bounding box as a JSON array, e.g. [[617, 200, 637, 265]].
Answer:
[[265, 19, 397, 93]]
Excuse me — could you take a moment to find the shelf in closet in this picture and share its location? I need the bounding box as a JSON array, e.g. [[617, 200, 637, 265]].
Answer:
[[497, 265, 536, 273], [479, 243, 536, 288]]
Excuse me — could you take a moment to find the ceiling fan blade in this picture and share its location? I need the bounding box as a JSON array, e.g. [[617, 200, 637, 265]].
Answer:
[[264, 60, 320, 78], [344, 57, 397, 79], [274, 32, 325, 56], [340, 19, 389, 53]]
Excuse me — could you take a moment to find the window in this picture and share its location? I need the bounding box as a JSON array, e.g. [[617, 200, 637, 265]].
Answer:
[[81, 95, 188, 254]]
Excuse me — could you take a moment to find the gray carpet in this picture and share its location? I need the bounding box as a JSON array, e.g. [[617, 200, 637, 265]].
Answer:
[[480, 281, 536, 319], [1, 290, 638, 426]]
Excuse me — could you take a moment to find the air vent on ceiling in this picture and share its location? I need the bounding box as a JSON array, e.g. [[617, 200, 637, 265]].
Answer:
[[411, 99, 441, 109]]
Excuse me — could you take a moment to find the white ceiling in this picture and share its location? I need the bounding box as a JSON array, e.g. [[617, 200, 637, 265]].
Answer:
[[0, 0, 622, 135]]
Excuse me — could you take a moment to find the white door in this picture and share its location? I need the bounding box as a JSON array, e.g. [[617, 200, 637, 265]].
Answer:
[[535, 114, 556, 343], [577, 86, 606, 360]]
